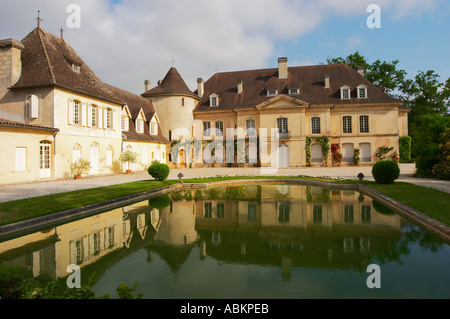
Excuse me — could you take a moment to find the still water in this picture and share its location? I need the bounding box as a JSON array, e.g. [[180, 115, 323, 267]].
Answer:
[[1, 184, 449, 299]]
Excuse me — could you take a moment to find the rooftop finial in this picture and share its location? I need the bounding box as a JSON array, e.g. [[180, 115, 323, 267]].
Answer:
[[37, 10, 43, 28], [60, 26, 64, 39]]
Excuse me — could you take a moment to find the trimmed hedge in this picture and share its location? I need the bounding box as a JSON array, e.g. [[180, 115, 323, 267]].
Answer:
[[399, 136, 412, 163], [148, 162, 170, 181], [372, 160, 400, 184]]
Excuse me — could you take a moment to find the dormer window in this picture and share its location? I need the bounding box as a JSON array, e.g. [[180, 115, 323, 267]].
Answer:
[[288, 88, 299, 95], [136, 119, 144, 133], [340, 85, 351, 99], [267, 89, 278, 96], [357, 84, 368, 99], [210, 94, 219, 107], [121, 116, 129, 131], [72, 63, 81, 73], [150, 122, 158, 135]]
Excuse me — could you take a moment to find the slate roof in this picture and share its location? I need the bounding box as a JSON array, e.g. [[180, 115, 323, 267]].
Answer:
[[0, 118, 59, 132], [105, 84, 168, 144], [194, 63, 401, 112], [10, 28, 123, 106], [142, 67, 199, 99]]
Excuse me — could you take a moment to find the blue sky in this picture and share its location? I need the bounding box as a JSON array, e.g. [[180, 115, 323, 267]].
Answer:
[[0, 0, 449, 94]]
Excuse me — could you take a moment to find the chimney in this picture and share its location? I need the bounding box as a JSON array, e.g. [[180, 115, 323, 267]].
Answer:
[[357, 65, 365, 77], [197, 78, 204, 98], [237, 80, 243, 94], [157, 80, 163, 85], [278, 57, 288, 79], [0, 38, 24, 91], [144, 80, 150, 92], [324, 74, 330, 89]]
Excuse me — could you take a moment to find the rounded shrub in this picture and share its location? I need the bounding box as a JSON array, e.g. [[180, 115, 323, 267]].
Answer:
[[148, 162, 170, 181], [372, 160, 400, 184], [148, 194, 171, 210]]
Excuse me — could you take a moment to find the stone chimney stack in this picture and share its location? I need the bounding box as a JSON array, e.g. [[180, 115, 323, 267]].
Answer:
[[324, 74, 330, 89], [197, 78, 204, 98], [357, 65, 365, 77], [278, 57, 288, 79], [0, 39, 24, 91], [144, 80, 150, 92], [237, 80, 243, 94]]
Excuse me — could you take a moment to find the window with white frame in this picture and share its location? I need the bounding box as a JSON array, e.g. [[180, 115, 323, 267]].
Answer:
[[288, 88, 299, 95], [151, 122, 158, 135], [210, 94, 219, 107], [357, 85, 368, 99], [136, 119, 144, 134], [340, 86, 351, 99], [277, 118, 288, 134], [267, 89, 278, 96], [106, 108, 113, 129], [246, 119, 256, 136], [203, 121, 211, 136], [343, 116, 352, 133], [73, 100, 81, 124], [311, 117, 321, 134], [91, 105, 98, 127], [360, 115, 369, 133], [215, 121, 223, 136], [121, 116, 129, 131], [73, 144, 82, 163]]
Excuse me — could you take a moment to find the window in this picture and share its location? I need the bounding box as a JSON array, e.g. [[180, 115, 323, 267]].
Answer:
[[91, 105, 98, 127], [203, 121, 211, 137], [73, 100, 81, 124], [360, 115, 369, 133], [15, 147, 26, 171], [357, 85, 367, 99], [344, 204, 354, 223], [40, 143, 51, 171], [73, 144, 81, 163], [181, 98, 185, 107], [313, 205, 322, 224], [361, 205, 371, 223], [277, 118, 288, 134], [215, 121, 223, 136], [288, 88, 299, 95], [169, 130, 172, 141], [340, 85, 351, 99], [106, 109, 113, 129], [121, 117, 128, 131], [29, 95, 39, 119], [246, 119, 256, 136], [204, 202, 213, 218], [278, 202, 290, 223], [151, 122, 158, 135], [217, 203, 225, 218], [210, 94, 219, 107], [311, 117, 321, 134], [267, 89, 278, 96], [72, 63, 80, 73], [106, 146, 113, 167], [136, 119, 144, 133], [248, 204, 257, 221], [343, 116, 352, 133]]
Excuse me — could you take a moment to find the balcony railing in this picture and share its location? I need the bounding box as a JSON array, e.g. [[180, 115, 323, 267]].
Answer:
[[279, 131, 291, 140]]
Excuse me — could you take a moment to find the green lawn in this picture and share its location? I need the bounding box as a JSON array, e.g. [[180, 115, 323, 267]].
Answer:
[[366, 181, 450, 226]]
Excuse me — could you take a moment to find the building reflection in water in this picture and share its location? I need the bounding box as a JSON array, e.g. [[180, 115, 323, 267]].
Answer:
[[0, 184, 414, 283]]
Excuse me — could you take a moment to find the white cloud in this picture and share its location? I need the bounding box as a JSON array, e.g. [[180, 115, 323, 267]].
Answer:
[[0, 0, 447, 94]]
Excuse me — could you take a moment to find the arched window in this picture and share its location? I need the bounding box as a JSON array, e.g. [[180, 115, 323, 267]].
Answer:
[[73, 144, 82, 163], [106, 145, 113, 167]]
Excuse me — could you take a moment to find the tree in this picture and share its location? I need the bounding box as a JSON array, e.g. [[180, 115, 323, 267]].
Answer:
[[120, 150, 139, 172], [326, 51, 407, 95]]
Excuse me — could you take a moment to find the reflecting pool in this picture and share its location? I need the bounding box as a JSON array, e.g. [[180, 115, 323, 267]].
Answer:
[[1, 184, 449, 299]]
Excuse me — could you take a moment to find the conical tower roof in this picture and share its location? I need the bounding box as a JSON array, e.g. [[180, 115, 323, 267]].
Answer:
[[142, 67, 199, 100]]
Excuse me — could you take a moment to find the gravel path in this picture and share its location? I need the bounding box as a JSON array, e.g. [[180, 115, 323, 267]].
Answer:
[[0, 164, 448, 203]]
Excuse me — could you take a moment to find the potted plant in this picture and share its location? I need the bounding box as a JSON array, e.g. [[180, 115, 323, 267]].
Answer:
[[120, 150, 139, 174], [70, 159, 91, 179]]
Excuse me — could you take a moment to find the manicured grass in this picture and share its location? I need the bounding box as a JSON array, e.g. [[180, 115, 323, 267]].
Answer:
[[0, 180, 177, 227], [366, 181, 450, 226]]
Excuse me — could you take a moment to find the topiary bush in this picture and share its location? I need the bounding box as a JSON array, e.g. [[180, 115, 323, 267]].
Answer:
[[148, 162, 170, 181], [372, 160, 400, 184]]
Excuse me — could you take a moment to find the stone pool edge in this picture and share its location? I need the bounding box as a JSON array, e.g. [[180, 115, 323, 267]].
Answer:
[[0, 179, 449, 243]]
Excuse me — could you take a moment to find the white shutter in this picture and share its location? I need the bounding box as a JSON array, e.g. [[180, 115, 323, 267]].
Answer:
[[113, 110, 118, 131], [68, 98, 74, 125], [87, 104, 93, 127], [103, 108, 108, 129], [30, 95, 39, 118], [98, 106, 103, 129], [81, 102, 87, 126]]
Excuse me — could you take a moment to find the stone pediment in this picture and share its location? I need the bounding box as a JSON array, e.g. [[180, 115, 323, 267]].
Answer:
[[256, 95, 309, 110]]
